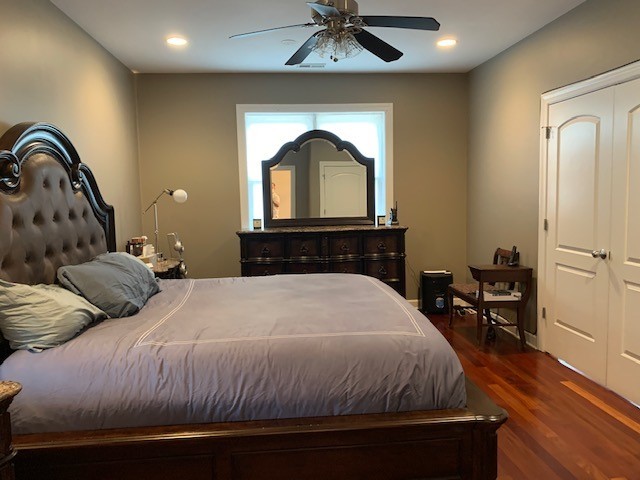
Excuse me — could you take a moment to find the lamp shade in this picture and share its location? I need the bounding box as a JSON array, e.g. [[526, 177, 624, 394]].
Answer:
[[172, 189, 188, 203]]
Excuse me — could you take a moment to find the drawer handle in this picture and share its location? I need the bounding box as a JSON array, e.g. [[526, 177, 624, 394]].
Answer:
[[302, 269, 308, 274], [261, 246, 271, 256], [377, 242, 387, 252], [378, 266, 388, 277], [263, 270, 272, 276], [299, 244, 309, 254], [340, 243, 350, 253], [342, 268, 349, 273]]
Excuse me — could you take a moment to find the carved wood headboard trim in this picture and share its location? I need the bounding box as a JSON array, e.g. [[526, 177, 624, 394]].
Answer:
[[0, 122, 115, 285]]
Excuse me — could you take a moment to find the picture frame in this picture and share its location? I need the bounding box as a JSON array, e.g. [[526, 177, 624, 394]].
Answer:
[[252, 218, 262, 230], [377, 215, 386, 227]]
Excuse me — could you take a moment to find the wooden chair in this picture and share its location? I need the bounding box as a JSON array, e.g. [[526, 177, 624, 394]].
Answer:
[[447, 247, 522, 344]]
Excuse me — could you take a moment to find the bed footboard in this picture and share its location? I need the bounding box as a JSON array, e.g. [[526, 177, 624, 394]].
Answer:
[[13, 378, 506, 480]]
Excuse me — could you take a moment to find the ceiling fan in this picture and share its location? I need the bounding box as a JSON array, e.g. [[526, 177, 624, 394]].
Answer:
[[230, 0, 440, 65]]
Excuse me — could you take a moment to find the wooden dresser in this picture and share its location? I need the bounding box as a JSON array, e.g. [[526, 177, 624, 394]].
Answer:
[[237, 225, 408, 297]]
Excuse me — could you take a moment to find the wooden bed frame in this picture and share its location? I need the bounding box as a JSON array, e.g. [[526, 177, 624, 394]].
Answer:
[[0, 123, 507, 480]]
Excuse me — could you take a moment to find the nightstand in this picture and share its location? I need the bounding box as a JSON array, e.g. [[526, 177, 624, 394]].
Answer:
[[152, 259, 184, 279], [0, 381, 21, 480]]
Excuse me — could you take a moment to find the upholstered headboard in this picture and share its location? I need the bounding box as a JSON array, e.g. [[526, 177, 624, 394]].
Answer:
[[0, 123, 115, 285]]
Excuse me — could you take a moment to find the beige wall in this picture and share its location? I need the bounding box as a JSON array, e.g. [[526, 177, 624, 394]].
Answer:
[[468, 0, 640, 333], [0, 0, 140, 248], [135, 73, 468, 299]]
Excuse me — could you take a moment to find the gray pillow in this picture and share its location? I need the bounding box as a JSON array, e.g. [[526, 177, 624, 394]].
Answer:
[[0, 280, 107, 352], [57, 252, 160, 318]]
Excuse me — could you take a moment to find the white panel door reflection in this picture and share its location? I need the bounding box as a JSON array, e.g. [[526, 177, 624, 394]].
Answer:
[[320, 162, 366, 218]]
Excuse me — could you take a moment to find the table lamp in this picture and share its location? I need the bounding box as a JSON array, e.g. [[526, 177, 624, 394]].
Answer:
[[143, 188, 188, 255]]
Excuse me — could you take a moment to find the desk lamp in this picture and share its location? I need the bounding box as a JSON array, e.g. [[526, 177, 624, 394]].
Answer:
[[167, 232, 188, 277], [143, 188, 188, 255]]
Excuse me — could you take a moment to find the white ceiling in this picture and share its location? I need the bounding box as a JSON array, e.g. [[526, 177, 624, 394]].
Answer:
[[50, 0, 586, 74]]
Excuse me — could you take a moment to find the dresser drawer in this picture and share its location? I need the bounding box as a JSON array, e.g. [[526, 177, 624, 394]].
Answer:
[[364, 233, 401, 255], [238, 226, 407, 298], [244, 237, 284, 259], [329, 260, 362, 274], [286, 262, 325, 274], [288, 236, 321, 258], [365, 259, 401, 281], [329, 235, 360, 256], [243, 262, 284, 276]]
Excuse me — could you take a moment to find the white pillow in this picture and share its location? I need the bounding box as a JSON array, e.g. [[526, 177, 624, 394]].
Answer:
[[0, 280, 107, 352]]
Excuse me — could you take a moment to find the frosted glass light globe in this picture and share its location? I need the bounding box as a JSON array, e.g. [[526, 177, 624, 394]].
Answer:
[[172, 189, 188, 203]]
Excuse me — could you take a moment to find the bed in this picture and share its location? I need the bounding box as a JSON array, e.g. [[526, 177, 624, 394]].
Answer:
[[0, 122, 506, 480]]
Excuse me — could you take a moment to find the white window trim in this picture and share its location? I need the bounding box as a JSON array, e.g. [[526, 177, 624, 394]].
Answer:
[[236, 103, 394, 228]]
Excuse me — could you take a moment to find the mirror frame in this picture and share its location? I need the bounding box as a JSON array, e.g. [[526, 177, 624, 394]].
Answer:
[[262, 130, 375, 228]]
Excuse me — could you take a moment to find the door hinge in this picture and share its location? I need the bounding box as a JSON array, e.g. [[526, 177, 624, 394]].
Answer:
[[544, 219, 549, 231], [544, 126, 552, 139], [542, 307, 546, 319]]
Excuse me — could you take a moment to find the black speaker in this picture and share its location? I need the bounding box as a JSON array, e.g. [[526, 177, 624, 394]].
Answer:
[[420, 271, 453, 314]]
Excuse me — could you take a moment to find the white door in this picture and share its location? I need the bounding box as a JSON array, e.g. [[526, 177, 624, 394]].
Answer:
[[607, 78, 640, 405], [320, 163, 367, 218], [545, 88, 614, 385]]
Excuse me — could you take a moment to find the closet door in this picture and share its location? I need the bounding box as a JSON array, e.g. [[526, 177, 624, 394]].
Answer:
[[545, 88, 614, 385], [607, 78, 640, 406]]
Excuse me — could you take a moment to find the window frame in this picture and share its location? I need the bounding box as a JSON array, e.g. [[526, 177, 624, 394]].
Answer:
[[236, 103, 394, 229]]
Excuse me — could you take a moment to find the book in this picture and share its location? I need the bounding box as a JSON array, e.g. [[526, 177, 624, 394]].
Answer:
[[488, 289, 513, 296], [476, 289, 522, 301]]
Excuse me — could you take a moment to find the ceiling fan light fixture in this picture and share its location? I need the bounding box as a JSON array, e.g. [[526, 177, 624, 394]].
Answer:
[[231, 0, 440, 66], [314, 30, 362, 62]]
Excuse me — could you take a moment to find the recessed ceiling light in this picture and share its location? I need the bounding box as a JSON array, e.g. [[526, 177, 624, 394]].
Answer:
[[166, 36, 188, 47], [437, 38, 457, 48]]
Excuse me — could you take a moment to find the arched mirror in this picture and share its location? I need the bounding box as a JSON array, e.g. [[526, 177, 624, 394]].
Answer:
[[262, 130, 375, 228]]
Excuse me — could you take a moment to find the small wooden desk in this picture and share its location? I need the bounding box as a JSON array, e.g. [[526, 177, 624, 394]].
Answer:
[[466, 264, 533, 347]]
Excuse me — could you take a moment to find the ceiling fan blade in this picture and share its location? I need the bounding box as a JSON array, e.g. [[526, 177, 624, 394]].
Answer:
[[230, 23, 316, 39], [360, 16, 440, 31], [353, 29, 403, 62], [285, 33, 320, 65], [306, 2, 341, 18]]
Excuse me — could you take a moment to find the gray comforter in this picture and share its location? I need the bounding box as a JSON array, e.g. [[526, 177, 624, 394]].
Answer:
[[1, 274, 466, 434]]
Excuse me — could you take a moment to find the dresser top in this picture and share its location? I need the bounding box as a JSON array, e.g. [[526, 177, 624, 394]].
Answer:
[[237, 225, 408, 235]]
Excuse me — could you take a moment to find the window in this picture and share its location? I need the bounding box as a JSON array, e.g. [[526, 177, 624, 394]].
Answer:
[[236, 104, 393, 227]]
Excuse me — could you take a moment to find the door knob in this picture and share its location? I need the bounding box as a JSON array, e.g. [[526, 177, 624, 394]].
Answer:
[[591, 249, 607, 259]]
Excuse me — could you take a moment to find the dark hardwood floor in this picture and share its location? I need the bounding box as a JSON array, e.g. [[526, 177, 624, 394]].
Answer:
[[426, 312, 640, 480]]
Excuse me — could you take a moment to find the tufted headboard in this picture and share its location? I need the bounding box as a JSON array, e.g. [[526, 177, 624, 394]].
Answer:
[[0, 122, 115, 285]]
